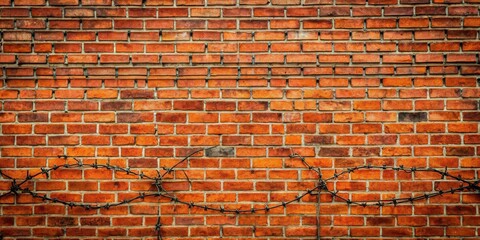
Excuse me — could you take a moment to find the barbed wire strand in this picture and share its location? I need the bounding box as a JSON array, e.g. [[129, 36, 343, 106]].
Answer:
[[0, 148, 478, 239]]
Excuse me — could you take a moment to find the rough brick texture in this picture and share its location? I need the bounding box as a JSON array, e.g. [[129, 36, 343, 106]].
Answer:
[[1, 0, 480, 239]]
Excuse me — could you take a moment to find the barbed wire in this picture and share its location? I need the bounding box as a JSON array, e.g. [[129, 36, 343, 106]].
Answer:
[[0, 148, 478, 239], [290, 153, 480, 205]]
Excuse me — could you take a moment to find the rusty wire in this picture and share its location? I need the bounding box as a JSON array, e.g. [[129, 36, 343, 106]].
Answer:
[[0, 148, 478, 239]]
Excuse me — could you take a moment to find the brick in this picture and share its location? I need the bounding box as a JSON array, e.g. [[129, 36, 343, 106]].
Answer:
[[156, 113, 186, 123], [398, 112, 428, 122], [120, 90, 154, 99], [353, 7, 381, 16], [335, 19, 364, 29], [287, 7, 317, 16], [319, 6, 349, 16], [205, 147, 234, 157], [17, 19, 46, 29], [271, 20, 300, 29]]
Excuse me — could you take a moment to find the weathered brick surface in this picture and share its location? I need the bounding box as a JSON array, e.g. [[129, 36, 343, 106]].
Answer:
[[0, 0, 480, 239]]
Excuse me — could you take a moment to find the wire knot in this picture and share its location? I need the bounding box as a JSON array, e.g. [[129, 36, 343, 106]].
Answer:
[[10, 180, 20, 195]]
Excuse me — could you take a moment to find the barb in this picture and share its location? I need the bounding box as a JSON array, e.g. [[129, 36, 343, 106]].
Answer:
[[0, 149, 478, 238]]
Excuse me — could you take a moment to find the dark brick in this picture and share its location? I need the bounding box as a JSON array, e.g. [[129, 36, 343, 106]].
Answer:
[[117, 113, 153, 123], [206, 147, 234, 157], [446, 146, 475, 156], [318, 147, 349, 157], [101, 101, 132, 111], [18, 113, 49, 122], [304, 136, 334, 145], [463, 112, 480, 121], [398, 112, 427, 122], [120, 90, 154, 99]]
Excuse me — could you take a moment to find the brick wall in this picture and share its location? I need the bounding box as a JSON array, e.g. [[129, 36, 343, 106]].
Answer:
[[1, 0, 480, 239]]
